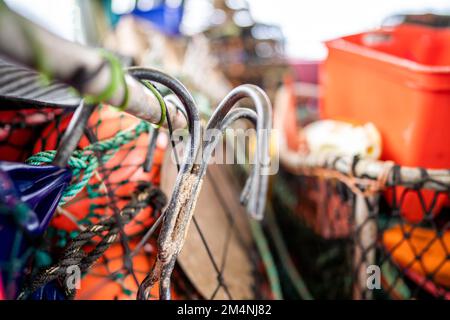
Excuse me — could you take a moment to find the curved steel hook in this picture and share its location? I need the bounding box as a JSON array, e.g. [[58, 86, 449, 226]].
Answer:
[[206, 84, 272, 220], [127, 68, 202, 300], [127, 67, 201, 165], [164, 85, 271, 220], [137, 83, 272, 300], [52, 100, 96, 167]]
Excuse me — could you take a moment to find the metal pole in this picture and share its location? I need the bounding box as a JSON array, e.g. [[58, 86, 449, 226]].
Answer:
[[0, 5, 186, 130]]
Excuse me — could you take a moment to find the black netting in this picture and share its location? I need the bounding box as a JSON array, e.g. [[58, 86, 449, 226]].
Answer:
[[273, 165, 450, 300], [2, 104, 172, 300]]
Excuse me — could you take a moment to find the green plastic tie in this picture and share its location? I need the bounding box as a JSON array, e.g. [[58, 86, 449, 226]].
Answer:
[[142, 80, 167, 128], [84, 50, 126, 107]]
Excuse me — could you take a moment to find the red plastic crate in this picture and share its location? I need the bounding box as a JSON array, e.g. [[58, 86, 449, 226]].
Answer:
[[320, 24, 450, 169]]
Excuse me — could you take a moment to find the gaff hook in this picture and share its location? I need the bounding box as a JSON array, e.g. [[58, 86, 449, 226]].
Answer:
[[135, 81, 272, 300]]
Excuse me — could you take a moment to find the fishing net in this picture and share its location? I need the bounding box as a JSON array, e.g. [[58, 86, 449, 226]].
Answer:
[[162, 160, 277, 300], [0, 108, 61, 162], [1, 104, 172, 299], [363, 171, 450, 300], [0, 92, 274, 300], [273, 161, 450, 300]]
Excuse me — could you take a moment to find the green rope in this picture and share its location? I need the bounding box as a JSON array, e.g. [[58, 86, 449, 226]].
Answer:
[[381, 261, 411, 299], [26, 120, 150, 205], [233, 148, 283, 299], [142, 80, 167, 128], [265, 202, 313, 300], [249, 219, 283, 300]]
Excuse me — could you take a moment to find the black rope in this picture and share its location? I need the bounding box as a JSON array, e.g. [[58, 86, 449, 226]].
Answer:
[[18, 181, 167, 300]]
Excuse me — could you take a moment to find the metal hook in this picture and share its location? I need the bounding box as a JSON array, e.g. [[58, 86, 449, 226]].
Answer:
[[135, 81, 272, 300], [127, 68, 202, 300], [127, 67, 201, 170], [52, 100, 96, 167], [205, 84, 272, 220]]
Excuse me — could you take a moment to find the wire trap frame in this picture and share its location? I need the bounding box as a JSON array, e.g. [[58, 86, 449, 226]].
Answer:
[[279, 147, 450, 300]]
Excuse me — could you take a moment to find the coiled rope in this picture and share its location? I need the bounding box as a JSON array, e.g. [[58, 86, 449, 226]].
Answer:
[[18, 181, 167, 300], [25, 120, 151, 204]]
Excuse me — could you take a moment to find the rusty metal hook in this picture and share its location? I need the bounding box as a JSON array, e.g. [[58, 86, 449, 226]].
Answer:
[[135, 82, 272, 300]]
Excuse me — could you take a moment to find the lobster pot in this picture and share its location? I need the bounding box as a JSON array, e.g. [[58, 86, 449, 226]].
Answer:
[[0, 59, 172, 298], [273, 167, 450, 300]]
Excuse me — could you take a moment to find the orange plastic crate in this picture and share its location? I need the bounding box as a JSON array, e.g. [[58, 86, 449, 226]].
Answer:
[[320, 24, 450, 169]]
